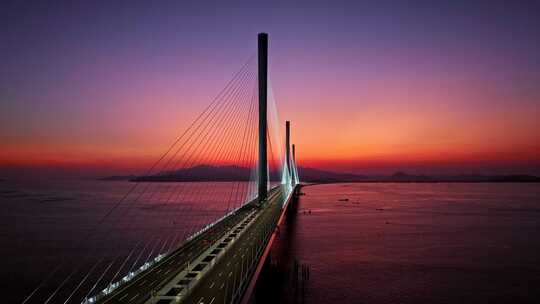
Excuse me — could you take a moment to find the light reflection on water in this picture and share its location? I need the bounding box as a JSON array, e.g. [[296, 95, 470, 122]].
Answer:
[[2, 181, 540, 303], [271, 182, 540, 304]]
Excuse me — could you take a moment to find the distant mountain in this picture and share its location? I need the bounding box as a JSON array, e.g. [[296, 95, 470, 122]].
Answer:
[[388, 171, 433, 182], [297, 168, 540, 183], [133, 165, 254, 182], [97, 175, 137, 181], [297, 168, 438, 182], [99, 165, 540, 183], [133, 165, 369, 182], [437, 174, 540, 183], [297, 167, 367, 182]]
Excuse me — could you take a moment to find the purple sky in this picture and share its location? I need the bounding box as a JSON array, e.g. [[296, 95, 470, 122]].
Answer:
[[1, 1, 540, 177]]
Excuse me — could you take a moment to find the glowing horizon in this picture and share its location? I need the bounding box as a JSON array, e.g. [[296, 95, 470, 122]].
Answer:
[[1, 1, 539, 178]]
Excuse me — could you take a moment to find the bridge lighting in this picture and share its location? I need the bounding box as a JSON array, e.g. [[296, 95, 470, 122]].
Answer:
[[81, 33, 299, 304]]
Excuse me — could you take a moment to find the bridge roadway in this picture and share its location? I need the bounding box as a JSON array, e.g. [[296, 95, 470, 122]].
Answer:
[[173, 187, 287, 304], [98, 187, 285, 304]]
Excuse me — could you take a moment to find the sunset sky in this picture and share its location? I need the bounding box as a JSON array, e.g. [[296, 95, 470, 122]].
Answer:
[[1, 1, 539, 178]]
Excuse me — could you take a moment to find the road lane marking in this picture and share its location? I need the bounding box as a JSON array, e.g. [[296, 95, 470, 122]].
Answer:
[[101, 205, 267, 301], [197, 296, 204, 304], [119, 293, 128, 301], [220, 283, 224, 289], [210, 297, 216, 304], [129, 293, 139, 301], [209, 282, 215, 288]]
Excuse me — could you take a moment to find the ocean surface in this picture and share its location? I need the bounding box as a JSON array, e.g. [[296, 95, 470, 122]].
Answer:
[[268, 183, 540, 304], [1, 181, 540, 303], [0, 179, 255, 303]]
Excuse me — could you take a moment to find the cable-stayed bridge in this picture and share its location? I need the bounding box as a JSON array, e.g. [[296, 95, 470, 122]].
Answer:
[[22, 33, 300, 304]]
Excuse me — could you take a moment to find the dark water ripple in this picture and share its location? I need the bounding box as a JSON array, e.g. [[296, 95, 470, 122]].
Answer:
[[267, 183, 540, 304]]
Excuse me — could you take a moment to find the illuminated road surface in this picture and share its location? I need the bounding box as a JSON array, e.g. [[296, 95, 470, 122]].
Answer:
[[99, 187, 286, 304]]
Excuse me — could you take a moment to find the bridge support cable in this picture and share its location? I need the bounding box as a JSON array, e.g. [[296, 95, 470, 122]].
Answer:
[[240, 88, 260, 209], [244, 89, 260, 205], [292, 144, 300, 185], [62, 257, 104, 304], [22, 55, 257, 304], [81, 59, 256, 303], [246, 85, 261, 205], [99, 60, 263, 304], [154, 77, 258, 258], [80, 75, 254, 304], [221, 84, 258, 216], [155, 72, 258, 256], [235, 85, 259, 211], [162, 62, 256, 225], [267, 75, 296, 193], [244, 89, 259, 202], [137, 62, 256, 255], [267, 76, 286, 189], [267, 127, 279, 189], [84, 60, 258, 302], [127, 54, 255, 231], [167, 66, 260, 233], [286, 120, 292, 181], [82, 66, 255, 304], [32, 33, 293, 304]]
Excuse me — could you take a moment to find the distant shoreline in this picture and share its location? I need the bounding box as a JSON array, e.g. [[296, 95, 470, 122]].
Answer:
[[301, 180, 540, 185], [96, 165, 540, 184], [96, 179, 540, 184]]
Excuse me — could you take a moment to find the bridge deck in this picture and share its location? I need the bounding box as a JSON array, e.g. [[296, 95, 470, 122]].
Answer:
[[174, 187, 287, 304], [97, 187, 286, 304], [98, 204, 257, 303]]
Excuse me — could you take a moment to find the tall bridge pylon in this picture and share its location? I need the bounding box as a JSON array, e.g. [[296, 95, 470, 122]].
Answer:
[[20, 33, 299, 304], [257, 33, 269, 202]]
